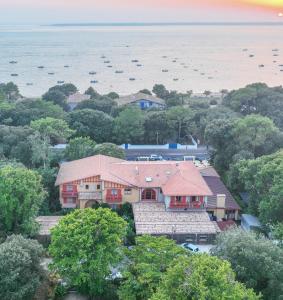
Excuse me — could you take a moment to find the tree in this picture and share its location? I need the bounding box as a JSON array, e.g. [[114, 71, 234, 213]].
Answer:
[[204, 90, 212, 97], [113, 107, 145, 144], [232, 114, 282, 158], [139, 89, 152, 95], [67, 109, 114, 143], [0, 125, 35, 167], [0, 166, 45, 236], [0, 82, 20, 101], [118, 235, 187, 300], [65, 136, 96, 161], [85, 86, 100, 98], [94, 143, 125, 159], [0, 235, 44, 300], [151, 254, 259, 300], [37, 167, 61, 214], [223, 83, 283, 130], [106, 92, 119, 99], [28, 132, 52, 169], [49, 208, 127, 298], [228, 151, 283, 224], [152, 84, 169, 99], [144, 111, 172, 144], [31, 117, 74, 145], [5, 98, 66, 126], [42, 89, 68, 110], [166, 106, 195, 143], [211, 228, 283, 300]]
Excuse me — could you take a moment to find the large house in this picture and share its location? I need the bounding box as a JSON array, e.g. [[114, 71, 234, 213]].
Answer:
[[56, 155, 212, 210], [55, 155, 239, 242], [115, 92, 166, 109]]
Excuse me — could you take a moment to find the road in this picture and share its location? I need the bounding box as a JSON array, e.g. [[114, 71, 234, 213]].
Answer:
[[125, 146, 210, 161]]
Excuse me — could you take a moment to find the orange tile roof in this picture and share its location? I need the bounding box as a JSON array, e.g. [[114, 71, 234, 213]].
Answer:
[[56, 155, 212, 196]]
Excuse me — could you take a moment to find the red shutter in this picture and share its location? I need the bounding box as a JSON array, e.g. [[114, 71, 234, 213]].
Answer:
[[63, 185, 67, 192]]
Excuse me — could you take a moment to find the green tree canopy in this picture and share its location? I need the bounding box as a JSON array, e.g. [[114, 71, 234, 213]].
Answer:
[[0, 166, 45, 236], [0, 125, 35, 167], [94, 143, 125, 159], [30, 117, 74, 145], [228, 151, 283, 224], [49, 208, 127, 298], [232, 114, 282, 157], [118, 235, 187, 300], [0, 235, 44, 300], [211, 228, 283, 300], [67, 109, 114, 143], [151, 254, 259, 300], [65, 136, 96, 161], [2, 99, 66, 126], [223, 83, 283, 130], [152, 84, 170, 99], [113, 107, 145, 144], [166, 106, 195, 143]]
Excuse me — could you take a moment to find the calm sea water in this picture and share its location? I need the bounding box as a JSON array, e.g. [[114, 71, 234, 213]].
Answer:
[[1, 24, 283, 97]]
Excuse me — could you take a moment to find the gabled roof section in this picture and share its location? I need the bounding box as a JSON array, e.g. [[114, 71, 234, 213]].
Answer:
[[116, 92, 165, 106], [67, 92, 91, 104], [55, 155, 125, 186], [56, 155, 213, 196]]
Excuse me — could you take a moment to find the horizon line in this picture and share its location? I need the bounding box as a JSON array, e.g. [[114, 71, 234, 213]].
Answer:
[[49, 21, 283, 27]]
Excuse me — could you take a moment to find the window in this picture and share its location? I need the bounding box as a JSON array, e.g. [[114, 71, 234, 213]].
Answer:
[[191, 196, 197, 202], [66, 197, 75, 204], [111, 189, 118, 196], [97, 184, 101, 190], [124, 188, 132, 195], [175, 196, 182, 202], [66, 185, 73, 192], [85, 185, 89, 190]]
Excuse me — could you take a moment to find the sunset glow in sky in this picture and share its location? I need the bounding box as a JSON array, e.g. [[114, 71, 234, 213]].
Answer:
[[1, 0, 283, 24]]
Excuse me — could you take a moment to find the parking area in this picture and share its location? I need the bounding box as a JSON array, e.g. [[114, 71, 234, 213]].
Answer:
[[125, 146, 210, 161]]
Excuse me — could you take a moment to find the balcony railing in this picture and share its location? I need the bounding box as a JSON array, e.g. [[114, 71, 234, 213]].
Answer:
[[169, 202, 206, 209], [106, 195, 122, 203], [62, 203, 77, 209], [78, 191, 102, 200], [62, 191, 78, 198]]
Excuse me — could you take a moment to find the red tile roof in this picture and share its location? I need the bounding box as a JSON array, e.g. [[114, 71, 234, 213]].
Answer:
[[56, 155, 212, 196]]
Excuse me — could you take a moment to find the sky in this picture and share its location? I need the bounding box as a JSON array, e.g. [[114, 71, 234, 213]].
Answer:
[[0, 0, 283, 24]]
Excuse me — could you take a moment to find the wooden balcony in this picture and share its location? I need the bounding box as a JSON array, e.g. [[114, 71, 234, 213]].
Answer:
[[62, 191, 78, 198], [106, 195, 122, 203], [78, 191, 102, 200], [169, 201, 206, 209]]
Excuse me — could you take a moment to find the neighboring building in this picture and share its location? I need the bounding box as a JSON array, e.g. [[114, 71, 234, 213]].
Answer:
[[199, 166, 241, 221], [67, 92, 91, 110], [115, 92, 166, 109], [241, 214, 262, 232]]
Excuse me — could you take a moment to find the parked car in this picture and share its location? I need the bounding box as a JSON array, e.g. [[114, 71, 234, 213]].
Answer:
[[136, 156, 150, 161], [149, 154, 163, 161], [180, 243, 199, 252]]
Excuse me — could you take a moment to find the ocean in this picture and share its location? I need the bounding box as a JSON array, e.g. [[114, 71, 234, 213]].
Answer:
[[1, 23, 283, 97]]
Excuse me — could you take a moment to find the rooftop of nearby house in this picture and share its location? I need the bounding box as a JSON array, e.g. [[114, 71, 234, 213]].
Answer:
[[67, 92, 91, 104], [55, 154, 212, 197], [133, 202, 220, 235], [115, 92, 165, 106], [36, 216, 62, 236], [199, 166, 241, 210]]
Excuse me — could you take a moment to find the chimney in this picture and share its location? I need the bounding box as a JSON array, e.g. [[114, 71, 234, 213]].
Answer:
[[216, 194, 226, 208], [135, 166, 139, 175]]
